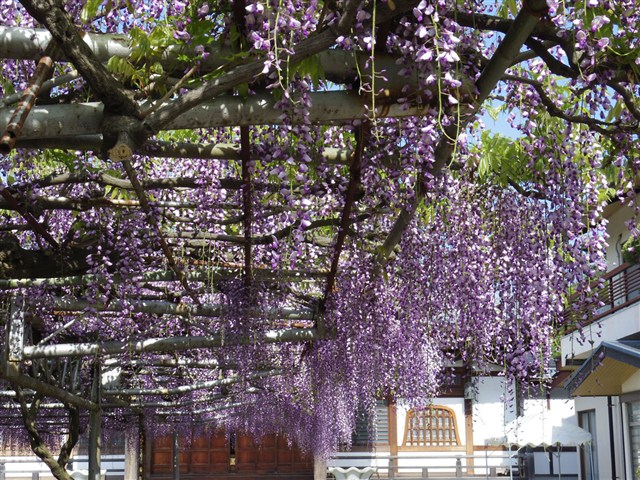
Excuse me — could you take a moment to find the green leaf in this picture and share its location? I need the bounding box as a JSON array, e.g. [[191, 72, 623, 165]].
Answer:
[[107, 57, 136, 79], [291, 55, 325, 89], [605, 99, 623, 123], [81, 0, 102, 23], [484, 104, 503, 122], [149, 26, 174, 49], [237, 82, 249, 99], [129, 27, 151, 62], [0, 74, 15, 95]]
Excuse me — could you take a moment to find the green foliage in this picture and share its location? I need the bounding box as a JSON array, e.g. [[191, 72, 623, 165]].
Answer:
[[80, 0, 102, 24], [105, 25, 176, 96], [474, 132, 529, 186], [289, 55, 326, 90], [0, 73, 16, 96], [81, 0, 135, 24], [623, 234, 640, 264], [496, 0, 519, 17]]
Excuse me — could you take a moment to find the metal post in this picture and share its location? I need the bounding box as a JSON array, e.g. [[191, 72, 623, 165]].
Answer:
[[172, 430, 179, 480], [0, 461, 5, 480], [485, 450, 489, 480], [31, 473, 39, 480], [89, 362, 102, 480], [456, 457, 462, 477]]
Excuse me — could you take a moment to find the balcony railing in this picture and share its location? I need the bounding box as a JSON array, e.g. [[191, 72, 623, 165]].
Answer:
[[563, 262, 640, 331]]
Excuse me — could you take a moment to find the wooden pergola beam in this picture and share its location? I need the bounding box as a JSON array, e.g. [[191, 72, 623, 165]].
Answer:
[[22, 328, 321, 359], [0, 92, 431, 140], [0, 267, 328, 288], [42, 297, 315, 319], [103, 370, 280, 397]]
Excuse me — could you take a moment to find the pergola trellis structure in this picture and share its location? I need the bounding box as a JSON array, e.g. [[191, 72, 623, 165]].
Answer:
[[0, 0, 583, 478]]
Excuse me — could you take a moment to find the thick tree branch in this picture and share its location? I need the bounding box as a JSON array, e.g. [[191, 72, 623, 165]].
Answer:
[[608, 81, 640, 122], [120, 159, 201, 305], [15, 389, 73, 480], [18, 0, 139, 117], [56, 406, 79, 469], [503, 74, 627, 133], [0, 42, 57, 154], [449, 10, 560, 42], [143, 0, 421, 133], [322, 124, 367, 308], [524, 38, 578, 78]]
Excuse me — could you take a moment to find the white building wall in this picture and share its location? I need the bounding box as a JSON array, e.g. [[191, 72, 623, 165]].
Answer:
[[605, 203, 635, 269], [472, 376, 515, 444], [573, 396, 625, 480], [561, 302, 640, 365]]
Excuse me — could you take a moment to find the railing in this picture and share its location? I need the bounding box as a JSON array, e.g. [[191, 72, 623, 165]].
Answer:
[[562, 262, 640, 332], [0, 455, 124, 480], [328, 451, 520, 479]]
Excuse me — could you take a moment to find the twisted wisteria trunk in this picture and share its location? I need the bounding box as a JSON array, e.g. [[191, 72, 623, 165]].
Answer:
[[15, 388, 79, 480]]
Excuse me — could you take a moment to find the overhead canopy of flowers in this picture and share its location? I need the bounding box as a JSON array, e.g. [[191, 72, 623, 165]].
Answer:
[[0, 0, 637, 476]]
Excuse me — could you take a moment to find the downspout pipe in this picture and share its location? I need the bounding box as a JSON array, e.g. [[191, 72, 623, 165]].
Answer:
[[608, 396, 617, 480]]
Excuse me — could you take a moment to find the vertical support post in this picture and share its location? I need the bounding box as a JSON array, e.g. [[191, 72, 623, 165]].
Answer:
[[138, 415, 146, 480], [125, 426, 139, 480], [313, 454, 326, 480], [0, 461, 5, 480], [89, 362, 102, 480], [464, 398, 475, 474], [5, 296, 24, 378], [485, 450, 489, 480], [31, 473, 39, 480], [387, 395, 398, 480], [172, 431, 180, 480]]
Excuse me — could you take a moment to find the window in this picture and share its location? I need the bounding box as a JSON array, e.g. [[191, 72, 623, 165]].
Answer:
[[402, 405, 460, 447], [352, 400, 389, 447], [628, 402, 640, 478]]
